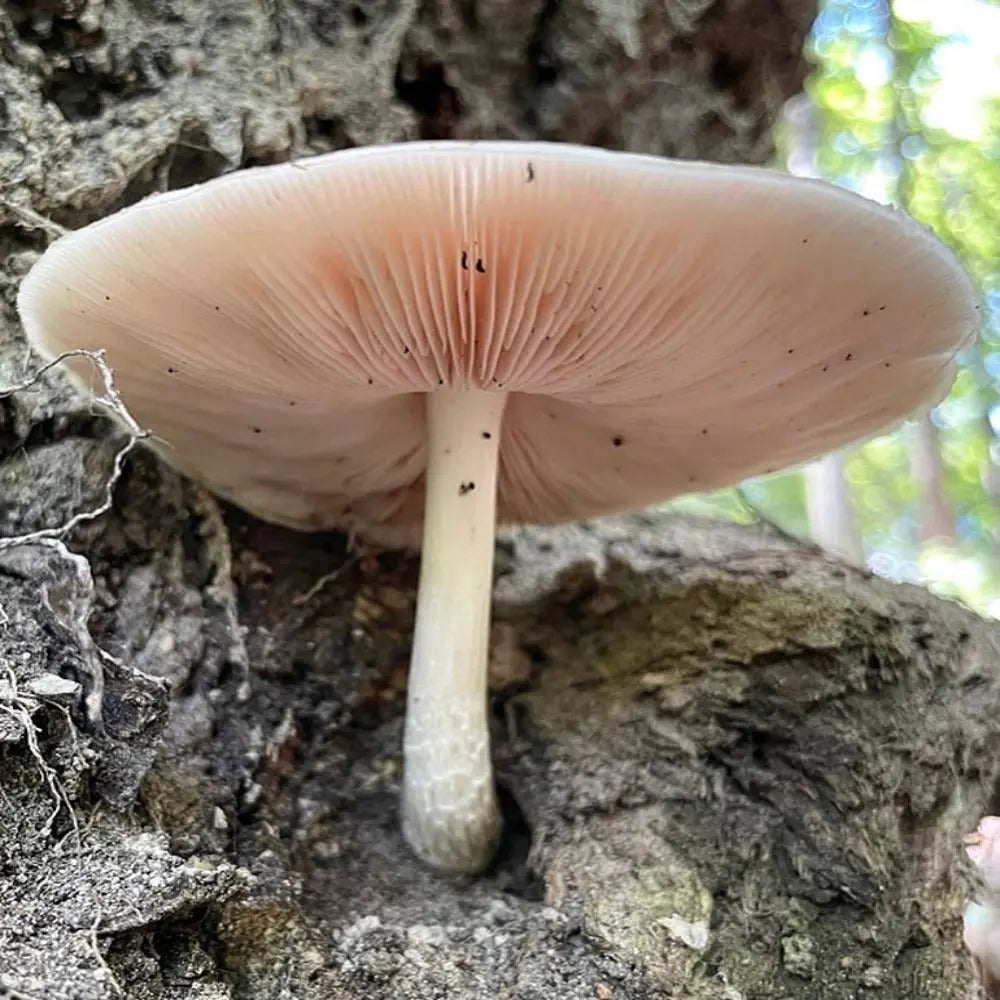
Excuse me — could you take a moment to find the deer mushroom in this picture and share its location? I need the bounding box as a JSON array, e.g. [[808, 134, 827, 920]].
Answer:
[[16, 141, 979, 874]]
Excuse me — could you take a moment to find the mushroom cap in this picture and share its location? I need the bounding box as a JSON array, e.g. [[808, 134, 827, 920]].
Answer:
[[17, 141, 978, 545]]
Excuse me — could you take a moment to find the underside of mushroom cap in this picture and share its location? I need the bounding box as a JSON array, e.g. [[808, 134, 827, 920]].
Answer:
[[17, 141, 979, 545]]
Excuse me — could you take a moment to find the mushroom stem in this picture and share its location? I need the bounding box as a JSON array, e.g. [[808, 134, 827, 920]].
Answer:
[[402, 387, 508, 874]]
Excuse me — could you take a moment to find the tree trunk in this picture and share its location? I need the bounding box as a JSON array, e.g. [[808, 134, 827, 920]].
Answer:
[[805, 451, 865, 566], [910, 416, 957, 547], [1, 2, 996, 999]]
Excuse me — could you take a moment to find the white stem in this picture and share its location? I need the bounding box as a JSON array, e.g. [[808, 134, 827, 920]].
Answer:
[[402, 388, 507, 873]]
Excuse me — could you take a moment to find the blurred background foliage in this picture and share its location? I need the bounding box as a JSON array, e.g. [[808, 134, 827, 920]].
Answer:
[[669, 0, 1000, 617]]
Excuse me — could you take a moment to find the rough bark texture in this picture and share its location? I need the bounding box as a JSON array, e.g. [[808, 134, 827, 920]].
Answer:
[[2, 1, 998, 998]]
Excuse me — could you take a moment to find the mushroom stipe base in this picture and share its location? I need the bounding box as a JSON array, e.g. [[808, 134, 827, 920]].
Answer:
[[402, 388, 507, 873]]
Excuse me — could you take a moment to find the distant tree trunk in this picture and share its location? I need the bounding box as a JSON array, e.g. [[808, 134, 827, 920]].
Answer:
[[982, 410, 1000, 498], [972, 334, 1000, 557], [805, 451, 865, 564], [909, 415, 956, 545]]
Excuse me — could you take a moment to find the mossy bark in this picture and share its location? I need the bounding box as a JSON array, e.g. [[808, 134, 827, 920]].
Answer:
[[1, 1, 996, 998]]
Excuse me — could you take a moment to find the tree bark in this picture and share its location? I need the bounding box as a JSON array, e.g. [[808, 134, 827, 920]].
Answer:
[[1, 2, 997, 999]]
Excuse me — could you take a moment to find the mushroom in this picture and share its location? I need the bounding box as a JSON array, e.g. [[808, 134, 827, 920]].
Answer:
[[16, 141, 979, 874], [965, 817, 1000, 987]]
